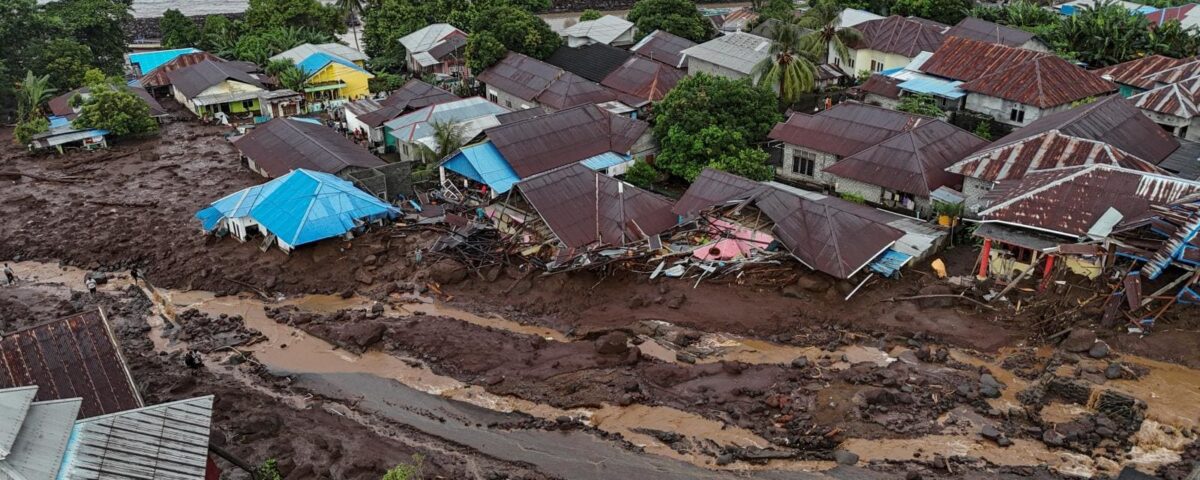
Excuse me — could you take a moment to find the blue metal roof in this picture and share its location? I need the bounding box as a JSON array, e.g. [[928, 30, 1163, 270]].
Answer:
[[897, 77, 965, 99], [579, 151, 631, 171], [129, 48, 200, 73], [196, 169, 398, 248], [868, 249, 913, 277], [880, 67, 904, 76], [297, 52, 369, 77], [442, 141, 521, 194]]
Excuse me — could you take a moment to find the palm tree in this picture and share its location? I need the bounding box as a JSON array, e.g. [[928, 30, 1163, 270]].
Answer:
[[278, 65, 309, 93], [16, 71, 55, 121], [798, 0, 861, 69], [336, 0, 365, 51], [753, 22, 819, 105], [424, 120, 467, 162]]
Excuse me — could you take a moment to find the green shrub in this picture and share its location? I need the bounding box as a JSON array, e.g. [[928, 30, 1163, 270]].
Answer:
[[623, 159, 660, 188]]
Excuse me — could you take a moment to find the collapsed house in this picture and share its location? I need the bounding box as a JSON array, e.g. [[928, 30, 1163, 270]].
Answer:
[[343, 79, 458, 150], [196, 169, 400, 252]]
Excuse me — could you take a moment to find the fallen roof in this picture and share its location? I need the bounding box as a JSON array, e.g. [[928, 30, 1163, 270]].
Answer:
[[630, 30, 697, 69], [0, 310, 142, 419], [233, 117, 386, 177], [1129, 75, 1200, 118], [129, 47, 200, 74], [768, 102, 925, 157], [48, 85, 168, 119], [138, 51, 228, 88], [60, 395, 214, 480], [167, 59, 263, 98], [946, 130, 1166, 183], [355, 80, 458, 127], [981, 165, 1200, 237], [486, 103, 649, 178], [985, 95, 1180, 165], [1093, 54, 1190, 90], [441, 141, 521, 194], [600, 55, 686, 104], [852, 15, 948, 58], [824, 120, 986, 197], [946, 17, 1038, 48], [546, 43, 633, 83], [399, 23, 466, 54], [196, 169, 399, 248], [269, 42, 368, 64], [858, 74, 903, 99], [518, 163, 677, 249], [561, 15, 635, 45], [680, 32, 772, 75]]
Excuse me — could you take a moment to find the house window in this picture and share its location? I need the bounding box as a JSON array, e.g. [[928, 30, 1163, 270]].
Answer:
[[834, 57, 840, 67], [870, 59, 884, 72], [847, 57, 855, 69], [505, 100, 512, 108], [402, 144, 409, 156], [487, 91, 498, 103], [242, 100, 255, 110], [1009, 108, 1026, 123], [792, 150, 817, 177]]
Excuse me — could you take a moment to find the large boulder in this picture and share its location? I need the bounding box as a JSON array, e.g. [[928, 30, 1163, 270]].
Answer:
[[342, 322, 386, 350], [594, 331, 631, 355], [429, 259, 468, 285], [1061, 328, 1097, 353]]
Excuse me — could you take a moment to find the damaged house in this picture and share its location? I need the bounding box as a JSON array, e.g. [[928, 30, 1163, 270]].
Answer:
[[829, 15, 948, 74], [383, 96, 509, 162], [167, 59, 266, 117], [231, 117, 387, 178], [343, 79, 458, 150]]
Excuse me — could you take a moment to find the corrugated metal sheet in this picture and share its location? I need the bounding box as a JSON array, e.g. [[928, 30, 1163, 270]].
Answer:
[[0, 386, 37, 459], [0, 397, 81, 479], [1140, 203, 1200, 279], [946, 17, 1036, 48], [0, 310, 142, 419], [60, 396, 214, 480], [1092, 55, 1189, 90], [679, 32, 771, 75], [357, 80, 458, 128], [234, 118, 386, 177], [486, 103, 648, 178], [961, 54, 1114, 108], [270, 43, 368, 64], [546, 44, 632, 83], [537, 71, 619, 110], [946, 130, 1165, 182], [858, 74, 902, 99], [561, 15, 634, 45], [824, 120, 985, 196], [477, 52, 562, 102], [384, 97, 509, 144], [600, 55, 686, 104], [1145, 4, 1199, 26], [851, 15, 948, 58], [630, 30, 696, 69], [518, 164, 676, 249], [579, 151, 631, 170], [768, 102, 924, 157], [1141, 58, 1200, 87], [139, 52, 228, 88], [442, 141, 521, 193], [166, 60, 263, 99], [129, 48, 200, 74], [399, 24, 464, 54], [297, 52, 371, 77], [1129, 76, 1200, 118], [981, 165, 1200, 237], [1159, 138, 1200, 180], [672, 167, 765, 217], [896, 76, 965, 99]]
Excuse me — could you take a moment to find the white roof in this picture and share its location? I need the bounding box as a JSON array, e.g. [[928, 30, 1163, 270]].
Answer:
[[0, 386, 38, 459], [680, 32, 772, 75], [561, 15, 635, 45], [839, 8, 883, 28], [60, 396, 215, 480], [269, 43, 368, 64], [0, 396, 81, 480], [399, 23, 464, 53]]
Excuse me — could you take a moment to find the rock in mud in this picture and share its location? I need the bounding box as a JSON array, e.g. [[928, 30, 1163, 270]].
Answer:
[[429, 259, 468, 285], [833, 449, 859, 465], [1105, 363, 1123, 380], [675, 351, 696, 364], [791, 357, 809, 368], [342, 322, 386, 350], [795, 275, 832, 292], [594, 331, 630, 355], [1089, 341, 1110, 359], [1061, 328, 1097, 353], [665, 294, 686, 309], [1043, 429, 1066, 446]]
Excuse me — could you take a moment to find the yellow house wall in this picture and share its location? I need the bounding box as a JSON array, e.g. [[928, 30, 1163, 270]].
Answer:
[[308, 63, 372, 101], [831, 47, 913, 77], [987, 252, 1101, 280]]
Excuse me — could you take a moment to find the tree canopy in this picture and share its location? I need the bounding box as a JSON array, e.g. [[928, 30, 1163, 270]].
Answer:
[[896, 93, 943, 117], [73, 85, 158, 137], [466, 31, 508, 72], [244, 0, 345, 36], [753, 22, 820, 105], [578, 9, 604, 21], [160, 9, 201, 49], [627, 0, 715, 43], [471, 4, 560, 61], [889, 0, 973, 26]]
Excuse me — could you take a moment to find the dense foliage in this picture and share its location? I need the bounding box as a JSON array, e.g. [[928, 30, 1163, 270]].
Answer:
[[889, 0, 973, 25], [160, 9, 201, 49], [623, 159, 661, 188], [471, 4, 560, 64], [627, 0, 715, 43], [654, 74, 781, 181], [754, 22, 820, 104], [73, 85, 158, 137], [466, 32, 508, 72], [578, 9, 603, 21], [245, 0, 345, 36], [896, 93, 943, 117]]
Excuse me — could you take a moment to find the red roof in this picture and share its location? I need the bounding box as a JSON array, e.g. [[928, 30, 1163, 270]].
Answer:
[[946, 17, 1038, 48], [1092, 55, 1189, 90], [946, 130, 1166, 183], [920, 36, 1046, 82], [768, 102, 926, 157], [1129, 76, 1200, 118], [852, 15, 948, 58], [1145, 4, 1198, 26], [823, 120, 987, 197]]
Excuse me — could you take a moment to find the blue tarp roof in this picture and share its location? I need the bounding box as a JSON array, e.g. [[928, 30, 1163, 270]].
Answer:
[[297, 52, 370, 77], [442, 141, 521, 194], [897, 77, 965, 99], [129, 48, 200, 73], [579, 152, 631, 171], [880, 67, 904, 76], [195, 169, 398, 248], [868, 249, 913, 277]]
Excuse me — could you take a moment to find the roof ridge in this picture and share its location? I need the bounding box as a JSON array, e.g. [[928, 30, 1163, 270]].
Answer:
[[981, 165, 1098, 215]]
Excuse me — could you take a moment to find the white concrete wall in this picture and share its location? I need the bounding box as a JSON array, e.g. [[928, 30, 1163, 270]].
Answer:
[[830, 47, 913, 77], [863, 93, 901, 110], [962, 176, 994, 213], [485, 87, 536, 111], [965, 94, 1067, 127], [833, 175, 883, 203], [687, 58, 751, 82], [776, 144, 840, 186]]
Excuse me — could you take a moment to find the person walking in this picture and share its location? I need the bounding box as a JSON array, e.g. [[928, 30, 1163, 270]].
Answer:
[[3, 263, 14, 285], [130, 268, 140, 285], [85, 277, 97, 295]]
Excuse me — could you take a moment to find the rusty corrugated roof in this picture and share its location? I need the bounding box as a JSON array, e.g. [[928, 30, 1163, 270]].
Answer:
[[672, 167, 766, 217], [537, 71, 618, 110], [356, 80, 458, 128], [981, 165, 1200, 237], [858, 74, 903, 99], [1129, 75, 1200, 118], [486, 103, 648, 178], [0, 309, 142, 419], [946, 130, 1166, 183], [946, 17, 1037, 48], [824, 120, 986, 196], [138, 52, 228, 88], [518, 163, 676, 249], [1139, 58, 1200, 87], [600, 55, 686, 104], [233, 117, 386, 177], [477, 52, 621, 110], [920, 36, 1046, 82], [768, 102, 925, 157], [852, 15, 948, 58], [1093, 55, 1189, 90]]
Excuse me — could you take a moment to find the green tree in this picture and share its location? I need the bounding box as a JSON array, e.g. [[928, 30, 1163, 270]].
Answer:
[[973, 119, 992, 140], [257, 459, 283, 480], [277, 64, 309, 91], [245, 0, 345, 35], [14, 116, 50, 145], [623, 159, 661, 188], [34, 39, 94, 91], [82, 68, 109, 87], [361, 0, 430, 72], [466, 31, 508, 72], [757, 0, 797, 21], [16, 71, 55, 121], [160, 9, 201, 48], [578, 9, 604, 21], [654, 73, 782, 143], [627, 0, 715, 43], [0, 0, 52, 119], [335, 0, 365, 50], [423, 120, 467, 162], [753, 22, 819, 104], [1145, 20, 1200, 59], [799, 0, 862, 65], [234, 34, 272, 64], [890, 0, 973, 25], [1047, 1, 1151, 66], [41, 0, 134, 74], [381, 455, 424, 480], [73, 85, 158, 137], [471, 4, 560, 60], [265, 59, 296, 77], [896, 93, 942, 117], [659, 125, 773, 181], [199, 15, 239, 52], [368, 71, 406, 92]]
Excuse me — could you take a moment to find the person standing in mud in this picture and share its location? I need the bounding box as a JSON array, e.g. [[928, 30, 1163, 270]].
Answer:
[[85, 277, 97, 295], [3, 263, 15, 285], [130, 268, 140, 285]]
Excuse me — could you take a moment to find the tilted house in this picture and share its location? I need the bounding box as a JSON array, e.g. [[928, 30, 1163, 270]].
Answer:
[[232, 117, 386, 178], [917, 37, 1115, 126], [561, 15, 637, 47], [48, 84, 169, 121], [383, 97, 509, 162], [629, 29, 696, 69], [343, 79, 458, 148], [167, 59, 266, 117], [945, 17, 1049, 51], [399, 24, 470, 77], [679, 32, 772, 82], [1092, 54, 1191, 97], [830, 15, 948, 74], [477, 52, 620, 112], [945, 95, 1184, 211]]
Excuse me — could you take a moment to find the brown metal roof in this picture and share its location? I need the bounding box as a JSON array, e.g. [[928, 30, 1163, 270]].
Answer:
[[981, 165, 1200, 237], [1093, 55, 1189, 90], [233, 118, 386, 177], [486, 103, 648, 178], [166, 59, 263, 98], [536, 71, 618, 110], [824, 120, 986, 196], [0, 309, 142, 419], [920, 36, 1046, 82], [48, 85, 168, 120], [356, 80, 458, 127], [946, 130, 1166, 183], [858, 74, 903, 99], [986, 95, 1180, 166], [672, 167, 766, 217], [768, 102, 925, 157], [945, 17, 1037, 48], [852, 15, 948, 58], [138, 52, 227, 88], [961, 55, 1115, 108], [518, 163, 676, 249], [546, 43, 632, 83], [496, 106, 552, 125], [477, 52, 563, 103], [1129, 76, 1200, 118], [630, 30, 696, 69], [600, 55, 686, 104]]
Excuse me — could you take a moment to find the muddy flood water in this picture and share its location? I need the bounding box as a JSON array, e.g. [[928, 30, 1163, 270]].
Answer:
[[10, 260, 1200, 478]]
